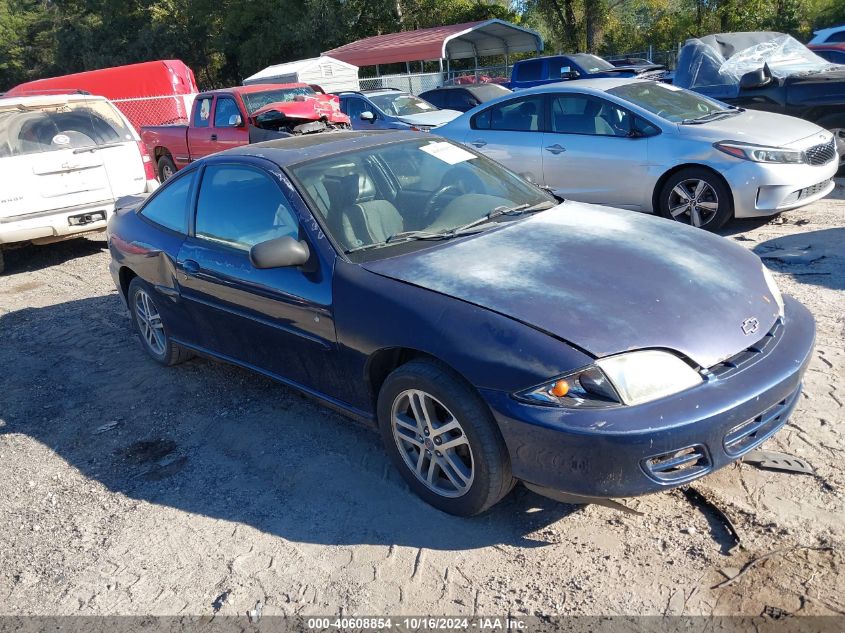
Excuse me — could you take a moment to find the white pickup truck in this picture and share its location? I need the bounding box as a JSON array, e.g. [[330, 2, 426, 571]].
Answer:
[[0, 93, 159, 273]]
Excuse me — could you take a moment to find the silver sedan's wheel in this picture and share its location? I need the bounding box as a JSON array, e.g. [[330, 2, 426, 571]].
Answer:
[[667, 178, 719, 228], [134, 288, 166, 356], [391, 389, 474, 498], [831, 128, 845, 168]]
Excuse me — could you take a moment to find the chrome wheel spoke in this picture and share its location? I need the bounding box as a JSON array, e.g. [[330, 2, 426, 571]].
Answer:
[[693, 179, 707, 199], [672, 184, 691, 202], [690, 206, 703, 227], [697, 200, 718, 211], [135, 289, 166, 356], [391, 389, 474, 498], [669, 203, 689, 218]]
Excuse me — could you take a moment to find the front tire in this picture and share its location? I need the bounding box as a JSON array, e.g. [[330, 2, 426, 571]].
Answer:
[[128, 277, 193, 366], [657, 167, 733, 231], [816, 114, 845, 174], [377, 359, 513, 516]]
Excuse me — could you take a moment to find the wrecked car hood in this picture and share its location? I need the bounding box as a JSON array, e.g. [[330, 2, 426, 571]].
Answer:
[[252, 98, 350, 124], [362, 202, 780, 368], [398, 109, 462, 127]]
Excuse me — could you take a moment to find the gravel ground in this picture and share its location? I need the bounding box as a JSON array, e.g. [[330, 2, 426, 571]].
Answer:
[[0, 184, 843, 617]]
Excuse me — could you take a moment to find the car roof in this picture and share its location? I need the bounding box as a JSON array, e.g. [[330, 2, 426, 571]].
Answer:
[[516, 77, 648, 94], [0, 92, 109, 109], [216, 130, 420, 167], [203, 84, 311, 96]]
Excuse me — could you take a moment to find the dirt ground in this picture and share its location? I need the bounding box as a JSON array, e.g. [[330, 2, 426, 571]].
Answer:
[[1, 183, 843, 618]]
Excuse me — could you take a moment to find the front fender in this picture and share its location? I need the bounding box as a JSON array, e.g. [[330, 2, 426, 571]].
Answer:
[[332, 260, 592, 412]]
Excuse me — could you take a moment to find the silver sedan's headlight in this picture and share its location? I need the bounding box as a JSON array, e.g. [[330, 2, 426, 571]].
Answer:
[[714, 141, 805, 164], [515, 350, 702, 408], [762, 265, 785, 317]]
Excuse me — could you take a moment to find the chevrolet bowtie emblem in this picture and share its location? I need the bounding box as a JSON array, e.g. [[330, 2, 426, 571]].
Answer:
[[741, 317, 760, 336]]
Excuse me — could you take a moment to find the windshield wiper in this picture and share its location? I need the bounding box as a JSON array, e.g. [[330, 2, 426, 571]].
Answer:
[[343, 200, 555, 254], [681, 109, 742, 125], [73, 142, 124, 154]]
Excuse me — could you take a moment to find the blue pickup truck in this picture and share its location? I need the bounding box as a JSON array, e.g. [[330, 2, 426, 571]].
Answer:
[[509, 54, 666, 90]]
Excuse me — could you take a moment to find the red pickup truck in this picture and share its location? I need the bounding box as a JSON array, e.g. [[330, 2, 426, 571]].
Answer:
[[141, 83, 350, 180]]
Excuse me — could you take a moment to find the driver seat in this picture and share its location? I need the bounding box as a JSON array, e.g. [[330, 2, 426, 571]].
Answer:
[[343, 200, 404, 247]]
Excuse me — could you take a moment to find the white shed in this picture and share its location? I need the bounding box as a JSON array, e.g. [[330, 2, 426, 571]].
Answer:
[[243, 56, 360, 92]]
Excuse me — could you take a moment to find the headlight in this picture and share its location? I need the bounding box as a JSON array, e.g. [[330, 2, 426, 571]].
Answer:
[[762, 265, 785, 317], [714, 141, 805, 164], [515, 350, 702, 408]]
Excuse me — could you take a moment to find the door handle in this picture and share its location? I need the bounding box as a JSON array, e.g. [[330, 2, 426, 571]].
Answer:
[[210, 134, 218, 141], [544, 144, 566, 155], [470, 139, 487, 147], [181, 259, 200, 275]]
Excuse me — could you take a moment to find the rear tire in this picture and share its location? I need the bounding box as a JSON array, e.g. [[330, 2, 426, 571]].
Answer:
[[128, 277, 193, 366], [157, 155, 177, 182], [657, 167, 733, 231], [377, 359, 513, 516]]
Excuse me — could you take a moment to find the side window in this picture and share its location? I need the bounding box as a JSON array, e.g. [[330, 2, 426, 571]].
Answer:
[[471, 96, 543, 132], [516, 60, 543, 82], [345, 97, 368, 119], [140, 171, 195, 233], [193, 97, 213, 128], [828, 31, 845, 43], [213, 97, 241, 127], [451, 90, 478, 110], [550, 94, 631, 137], [421, 92, 446, 109], [195, 165, 299, 250]]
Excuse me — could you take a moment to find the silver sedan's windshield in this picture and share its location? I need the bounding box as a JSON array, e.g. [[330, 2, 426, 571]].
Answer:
[[369, 93, 438, 116], [607, 82, 733, 122], [289, 139, 555, 254]]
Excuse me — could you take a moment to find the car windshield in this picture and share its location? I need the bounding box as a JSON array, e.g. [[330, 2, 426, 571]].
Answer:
[[289, 138, 555, 255], [0, 99, 134, 158], [570, 54, 615, 73], [607, 82, 731, 122], [242, 87, 316, 114], [369, 93, 438, 116]]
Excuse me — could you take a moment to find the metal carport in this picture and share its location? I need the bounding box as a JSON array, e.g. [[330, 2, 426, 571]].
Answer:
[[322, 19, 543, 78]]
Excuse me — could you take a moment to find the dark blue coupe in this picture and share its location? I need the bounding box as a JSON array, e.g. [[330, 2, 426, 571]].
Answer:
[[108, 131, 815, 516]]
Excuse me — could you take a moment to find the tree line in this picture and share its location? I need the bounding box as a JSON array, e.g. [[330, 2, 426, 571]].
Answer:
[[2, 0, 843, 91]]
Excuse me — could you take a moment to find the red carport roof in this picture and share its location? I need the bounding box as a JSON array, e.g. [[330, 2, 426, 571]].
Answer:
[[322, 19, 543, 67]]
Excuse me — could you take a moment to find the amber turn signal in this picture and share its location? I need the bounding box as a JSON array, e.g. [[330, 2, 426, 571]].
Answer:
[[550, 380, 569, 397]]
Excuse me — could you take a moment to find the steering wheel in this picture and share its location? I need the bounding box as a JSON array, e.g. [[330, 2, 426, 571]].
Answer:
[[424, 184, 463, 220]]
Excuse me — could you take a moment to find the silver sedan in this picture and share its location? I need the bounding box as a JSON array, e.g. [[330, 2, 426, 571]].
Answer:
[[434, 78, 838, 230]]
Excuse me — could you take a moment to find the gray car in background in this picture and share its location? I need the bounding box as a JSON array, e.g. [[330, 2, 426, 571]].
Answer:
[[435, 78, 838, 230], [337, 89, 461, 132]]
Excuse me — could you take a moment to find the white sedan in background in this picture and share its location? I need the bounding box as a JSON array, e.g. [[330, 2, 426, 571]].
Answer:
[[434, 78, 838, 230]]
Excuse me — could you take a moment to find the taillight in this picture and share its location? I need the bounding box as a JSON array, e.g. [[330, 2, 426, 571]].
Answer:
[[137, 141, 156, 181]]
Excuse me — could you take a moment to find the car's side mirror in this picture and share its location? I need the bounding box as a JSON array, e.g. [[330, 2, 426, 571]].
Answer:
[[228, 114, 243, 127], [249, 235, 310, 269], [360, 111, 375, 122], [739, 68, 771, 90]]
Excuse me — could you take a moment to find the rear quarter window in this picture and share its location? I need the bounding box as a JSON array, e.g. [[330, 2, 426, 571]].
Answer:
[[516, 60, 543, 82], [139, 170, 196, 234]]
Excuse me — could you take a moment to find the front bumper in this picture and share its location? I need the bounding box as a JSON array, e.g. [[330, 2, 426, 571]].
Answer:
[[723, 158, 838, 218], [481, 295, 815, 498]]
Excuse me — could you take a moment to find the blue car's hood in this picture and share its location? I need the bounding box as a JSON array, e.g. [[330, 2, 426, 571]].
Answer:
[[362, 202, 780, 368]]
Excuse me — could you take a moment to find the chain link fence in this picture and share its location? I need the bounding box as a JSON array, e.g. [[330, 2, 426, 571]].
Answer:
[[111, 94, 196, 133], [606, 49, 679, 69], [359, 65, 512, 95]]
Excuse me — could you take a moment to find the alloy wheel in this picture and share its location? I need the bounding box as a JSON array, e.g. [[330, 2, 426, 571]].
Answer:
[[134, 289, 166, 356], [667, 178, 719, 228], [161, 163, 174, 180], [390, 389, 474, 498]]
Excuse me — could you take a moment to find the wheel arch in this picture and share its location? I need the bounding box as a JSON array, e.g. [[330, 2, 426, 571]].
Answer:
[[651, 163, 734, 215], [365, 347, 475, 411], [118, 266, 137, 301]]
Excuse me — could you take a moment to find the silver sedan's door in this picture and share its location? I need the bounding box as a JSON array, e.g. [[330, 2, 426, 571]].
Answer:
[[462, 94, 546, 185], [542, 93, 652, 210]]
